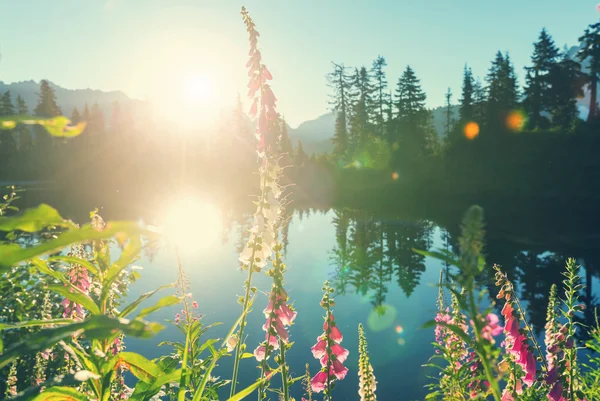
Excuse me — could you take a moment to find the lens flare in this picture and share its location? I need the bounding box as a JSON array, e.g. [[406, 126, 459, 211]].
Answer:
[[397, 338, 406, 346], [395, 325, 404, 334], [464, 122, 479, 140], [506, 110, 526, 132], [392, 172, 399, 180]]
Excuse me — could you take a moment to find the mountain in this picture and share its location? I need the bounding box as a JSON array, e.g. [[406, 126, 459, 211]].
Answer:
[[288, 112, 335, 155], [0, 80, 143, 120]]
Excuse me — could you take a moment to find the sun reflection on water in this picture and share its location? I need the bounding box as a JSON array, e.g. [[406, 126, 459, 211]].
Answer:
[[163, 195, 222, 253]]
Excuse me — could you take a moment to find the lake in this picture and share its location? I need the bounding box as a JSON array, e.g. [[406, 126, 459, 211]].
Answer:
[[9, 184, 600, 400]]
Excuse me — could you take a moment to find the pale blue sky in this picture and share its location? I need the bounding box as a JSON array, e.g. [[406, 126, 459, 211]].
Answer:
[[0, 1, 598, 126]]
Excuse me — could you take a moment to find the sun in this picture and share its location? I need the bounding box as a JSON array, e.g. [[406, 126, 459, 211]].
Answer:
[[184, 75, 213, 102]]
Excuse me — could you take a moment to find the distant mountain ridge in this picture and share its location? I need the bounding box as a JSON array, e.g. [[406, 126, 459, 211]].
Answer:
[[0, 80, 141, 119]]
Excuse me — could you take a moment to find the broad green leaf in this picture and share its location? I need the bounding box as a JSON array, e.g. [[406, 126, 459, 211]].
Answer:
[[0, 204, 72, 233], [0, 115, 86, 137], [137, 295, 181, 319], [225, 368, 282, 401], [0, 221, 149, 273], [413, 248, 460, 268], [48, 284, 100, 315], [117, 352, 163, 383], [32, 386, 89, 401], [0, 315, 163, 369], [119, 284, 175, 318], [0, 318, 74, 330], [48, 255, 98, 275], [104, 235, 142, 286], [129, 369, 181, 401]]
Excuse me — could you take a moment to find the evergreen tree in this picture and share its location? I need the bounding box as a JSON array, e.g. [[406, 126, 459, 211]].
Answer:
[[577, 21, 600, 122], [327, 63, 352, 158], [548, 54, 584, 129], [15, 96, 31, 152], [82, 103, 90, 122], [0, 91, 17, 154], [348, 67, 374, 153], [395, 66, 428, 157], [370, 56, 389, 137], [89, 102, 105, 138], [34, 80, 61, 117], [280, 117, 294, 159], [459, 66, 475, 121], [523, 28, 560, 129], [295, 140, 307, 166], [71, 107, 81, 124], [444, 88, 454, 137], [485, 51, 519, 128], [472, 78, 487, 123]]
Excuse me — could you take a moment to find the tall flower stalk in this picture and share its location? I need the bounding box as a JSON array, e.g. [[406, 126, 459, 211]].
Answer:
[[358, 324, 377, 401], [230, 7, 283, 397], [254, 242, 296, 401], [310, 281, 349, 400]]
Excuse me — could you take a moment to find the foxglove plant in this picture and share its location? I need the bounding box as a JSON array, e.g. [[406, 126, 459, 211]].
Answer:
[[230, 7, 285, 397], [310, 281, 349, 399], [358, 323, 377, 401], [255, 242, 297, 401]]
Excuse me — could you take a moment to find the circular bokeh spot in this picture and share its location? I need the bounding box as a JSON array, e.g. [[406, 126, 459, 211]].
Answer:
[[392, 172, 399, 180], [506, 110, 526, 131], [464, 121, 479, 140], [367, 304, 397, 332]]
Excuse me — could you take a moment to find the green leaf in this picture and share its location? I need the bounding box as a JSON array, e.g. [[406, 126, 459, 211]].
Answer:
[[48, 255, 98, 275], [117, 352, 163, 383], [413, 248, 460, 267], [225, 368, 282, 401], [137, 295, 181, 319], [32, 386, 89, 401], [0, 315, 163, 369], [0, 204, 72, 233], [105, 236, 142, 285], [119, 284, 175, 318], [0, 221, 150, 273], [48, 284, 100, 315], [0, 318, 74, 330], [129, 370, 182, 401]]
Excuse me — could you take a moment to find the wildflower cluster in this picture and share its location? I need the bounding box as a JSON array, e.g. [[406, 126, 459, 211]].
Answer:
[[310, 281, 349, 397]]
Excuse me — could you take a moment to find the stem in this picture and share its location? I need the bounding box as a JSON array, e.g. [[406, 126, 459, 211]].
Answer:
[[325, 309, 332, 401], [230, 167, 269, 397], [467, 283, 502, 401], [176, 249, 192, 401], [513, 295, 548, 372], [279, 338, 289, 401]]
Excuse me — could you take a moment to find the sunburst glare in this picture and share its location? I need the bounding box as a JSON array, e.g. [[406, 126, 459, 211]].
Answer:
[[163, 195, 222, 253]]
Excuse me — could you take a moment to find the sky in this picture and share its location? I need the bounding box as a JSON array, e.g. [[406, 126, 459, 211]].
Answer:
[[0, 0, 599, 127]]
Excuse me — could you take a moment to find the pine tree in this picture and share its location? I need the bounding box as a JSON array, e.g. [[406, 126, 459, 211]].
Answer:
[[71, 107, 81, 124], [82, 102, 90, 122], [89, 102, 105, 137], [15, 96, 31, 151], [34, 80, 61, 117], [548, 54, 584, 129], [295, 140, 307, 166], [523, 28, 560, 129], [0, 91, 17, 154], [444, 88, 454, 137], [459, 66, 475, 121], [485, 51, 519, 128], [280, 117, 294, 159], [577, 21, 600, 122], [395, 66, 428, 157], [327, 63, 352, 158], [472, 78, 487, 123], [370, 56, 389, 137], [348, 67, 374, 153]]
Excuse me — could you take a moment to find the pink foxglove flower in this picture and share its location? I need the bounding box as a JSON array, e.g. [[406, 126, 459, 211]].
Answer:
[[62, 265, 91, 320], [253, 285, 296, 361]]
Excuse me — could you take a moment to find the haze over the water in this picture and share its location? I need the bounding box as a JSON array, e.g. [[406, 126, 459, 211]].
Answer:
[[0, 0, 598, 127]]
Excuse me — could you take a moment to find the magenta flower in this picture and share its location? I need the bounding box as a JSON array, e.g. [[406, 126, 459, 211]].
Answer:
[[174, 313, 181, 325], [62, 265, 91, 320], [192, 301, 199, 309], [548, 381, 564, 401], [310, 305, 349, 393], [481, 313, 503, 342], [253, 286, 296, 361], [310, 371, 328, 393]]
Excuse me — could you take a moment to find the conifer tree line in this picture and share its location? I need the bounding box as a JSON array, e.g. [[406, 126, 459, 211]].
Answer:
[[327, 23, 600, 167]]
